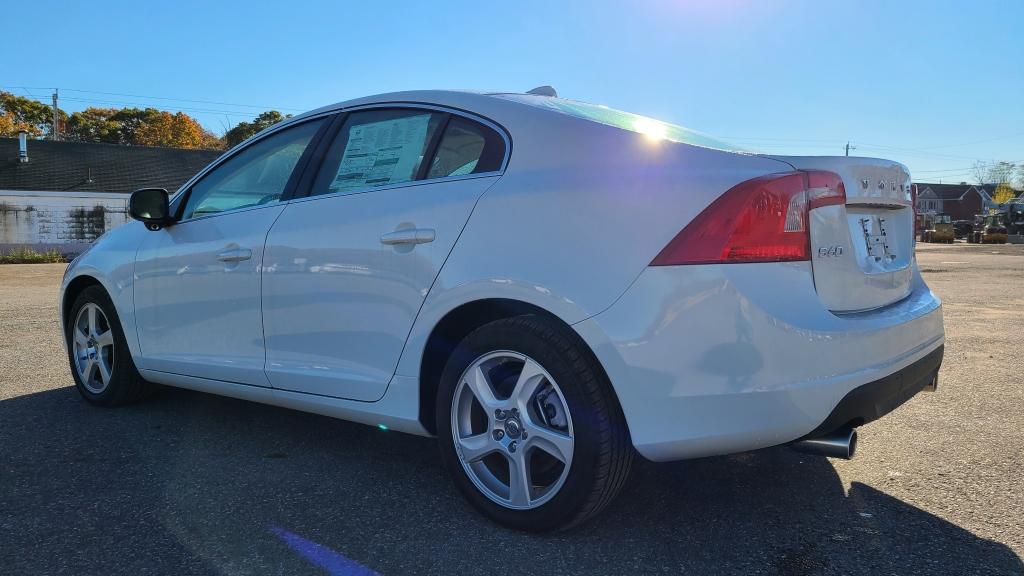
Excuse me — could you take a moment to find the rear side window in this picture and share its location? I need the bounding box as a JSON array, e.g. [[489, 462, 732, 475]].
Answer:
[[426, 117, 504, 179], [312, 109, 444, 196]]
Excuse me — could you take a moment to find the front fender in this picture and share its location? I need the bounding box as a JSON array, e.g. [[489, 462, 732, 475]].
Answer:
[[60, 222, 147, 360]]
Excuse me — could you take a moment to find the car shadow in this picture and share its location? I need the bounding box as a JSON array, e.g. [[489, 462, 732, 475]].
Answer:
[[0, 385, 1020, 576]]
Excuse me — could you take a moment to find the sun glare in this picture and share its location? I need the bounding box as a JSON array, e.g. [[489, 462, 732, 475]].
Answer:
[[633, 117, 668, 142]]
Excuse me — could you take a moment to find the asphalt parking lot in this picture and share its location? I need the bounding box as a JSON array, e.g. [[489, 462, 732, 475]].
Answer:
[[1, 243, 1022, 576]]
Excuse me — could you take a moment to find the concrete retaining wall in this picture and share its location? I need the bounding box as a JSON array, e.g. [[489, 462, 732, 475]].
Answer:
[[0, 190, 131, 255]]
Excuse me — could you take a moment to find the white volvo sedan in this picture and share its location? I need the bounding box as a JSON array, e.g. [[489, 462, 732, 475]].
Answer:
[[60, 89, 944, 531]]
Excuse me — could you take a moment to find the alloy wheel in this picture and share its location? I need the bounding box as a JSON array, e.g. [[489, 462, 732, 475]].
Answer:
[[451, 351, 575, 510], [71, 303, 115, 394]]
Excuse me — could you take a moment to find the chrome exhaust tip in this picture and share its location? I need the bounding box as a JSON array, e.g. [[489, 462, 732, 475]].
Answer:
[[790, 427, 858, 460], [923, 374, 938, 392]]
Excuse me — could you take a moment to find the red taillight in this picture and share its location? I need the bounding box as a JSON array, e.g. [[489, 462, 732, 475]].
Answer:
[[807, 170, 846, 210], [650, 170, 845, 265]]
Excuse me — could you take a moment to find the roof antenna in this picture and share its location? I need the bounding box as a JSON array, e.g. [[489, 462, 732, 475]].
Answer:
[[526, 85, 558, 97]]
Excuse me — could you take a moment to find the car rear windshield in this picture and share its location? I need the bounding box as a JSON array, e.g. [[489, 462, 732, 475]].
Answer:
[[494, 94, 743, 152]]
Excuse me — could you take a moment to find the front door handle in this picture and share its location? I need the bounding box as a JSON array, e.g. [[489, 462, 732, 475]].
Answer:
[[216, 247, 252, 262], [380, 228, 436, 246]]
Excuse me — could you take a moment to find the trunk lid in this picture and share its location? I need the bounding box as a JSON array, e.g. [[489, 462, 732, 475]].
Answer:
[[769, 156, 914, 312]]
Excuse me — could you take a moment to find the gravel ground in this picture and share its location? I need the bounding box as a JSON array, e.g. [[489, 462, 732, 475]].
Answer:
[[0, 244, 1021, 575]]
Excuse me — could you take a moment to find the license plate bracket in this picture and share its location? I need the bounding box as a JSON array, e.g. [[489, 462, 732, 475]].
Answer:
[[860, 216, 893, 261]]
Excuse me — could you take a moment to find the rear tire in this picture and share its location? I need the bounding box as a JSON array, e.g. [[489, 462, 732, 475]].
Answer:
[[436, 315, 634, 532], [65, 285, 154, 406]]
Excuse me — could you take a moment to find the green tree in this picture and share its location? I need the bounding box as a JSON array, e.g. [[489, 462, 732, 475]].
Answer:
[[222, 110, 290, 148], [0, 91, 66, 138], [107, 108, 164, 145], [64, 107, 122, 143]]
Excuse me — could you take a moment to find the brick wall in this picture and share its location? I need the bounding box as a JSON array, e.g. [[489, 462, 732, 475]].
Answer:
[[944, 190, 984, 221], [0, 190, 131, 255]]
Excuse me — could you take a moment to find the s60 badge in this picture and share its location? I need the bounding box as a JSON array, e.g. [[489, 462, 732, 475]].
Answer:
[[818, 245, 844, 257]]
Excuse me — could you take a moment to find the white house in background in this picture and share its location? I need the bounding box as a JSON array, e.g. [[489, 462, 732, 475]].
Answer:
[[1, 134, 221, 254]]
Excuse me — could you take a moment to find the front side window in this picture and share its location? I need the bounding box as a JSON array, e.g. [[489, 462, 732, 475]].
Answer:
[[426, 116, 504, 179], [312, 109, 444, 196], [182, 118, 325, 219]]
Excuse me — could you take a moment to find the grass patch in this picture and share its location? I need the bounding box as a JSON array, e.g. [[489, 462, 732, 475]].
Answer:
[[0, 247, 66, 264]]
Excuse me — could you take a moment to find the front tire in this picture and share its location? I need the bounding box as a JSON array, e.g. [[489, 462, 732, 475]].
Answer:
[[66, 285, 153, 406], [436, 315, 634, 531]]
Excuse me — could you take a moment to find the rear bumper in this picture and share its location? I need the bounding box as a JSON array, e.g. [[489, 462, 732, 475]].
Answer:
[[799, 344, 942, 439], [573, 261, 944, 462]]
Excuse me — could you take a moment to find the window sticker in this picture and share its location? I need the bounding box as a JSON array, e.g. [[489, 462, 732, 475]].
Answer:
[[330, 114, 431, 192]]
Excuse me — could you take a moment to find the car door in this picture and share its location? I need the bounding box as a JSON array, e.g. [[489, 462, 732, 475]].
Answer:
[[133, 117, 328, 386], [262, 107, 507, 401]]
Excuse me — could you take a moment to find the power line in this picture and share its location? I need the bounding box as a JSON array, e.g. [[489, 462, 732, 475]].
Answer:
[[721, 133, 1024, 162], [914, 131, 1024, 150], [914, 163, 994, 174], [852, 143, 996, 162], [18, 95, 260, 118], [1, 85, 303, 112], [719, 136, 848, 144]]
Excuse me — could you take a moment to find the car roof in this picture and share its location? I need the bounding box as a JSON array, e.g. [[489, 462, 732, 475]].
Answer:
[[292, 90, 525, 121], [282, 90, 742, 154]]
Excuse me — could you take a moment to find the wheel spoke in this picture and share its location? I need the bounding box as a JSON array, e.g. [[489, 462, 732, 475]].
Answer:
[[510, 358, 546, 405], [87, 305, 98, 337], [507, 451, 532, 507], [97, 357, 112, 385], [83, 358, 96, 382], [525, 421, 574, 464], [464, 365, 500, 410], [74, 327, 89, 350], [95, 329, 114, 349], [457, 433, 498, 463]]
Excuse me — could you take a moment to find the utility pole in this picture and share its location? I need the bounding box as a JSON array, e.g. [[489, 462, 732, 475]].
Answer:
[[844, 141, 855, 157], [51, 89, 60, 141]]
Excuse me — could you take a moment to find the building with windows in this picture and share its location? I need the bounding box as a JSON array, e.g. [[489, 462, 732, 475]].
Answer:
[[0, 136, 220, 254], [913, 182, 1018, 221]]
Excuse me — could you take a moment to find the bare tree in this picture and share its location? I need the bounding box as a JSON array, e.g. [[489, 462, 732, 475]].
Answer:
[[990, 161, 1017, 185], [972, 160, 989, 185], [972, 160, 1017, 185]]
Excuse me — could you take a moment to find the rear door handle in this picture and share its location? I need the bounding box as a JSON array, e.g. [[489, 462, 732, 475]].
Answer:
[[380, 228, 436, 246], [216, 247, 252, 262]]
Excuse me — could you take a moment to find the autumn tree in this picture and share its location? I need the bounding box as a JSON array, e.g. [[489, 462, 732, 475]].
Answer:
[[127, 110, 219, 149], [0, 91, 66, 138], [222, 110, 290, 148], [62, 106, 222, 149], [992, 183, 1016, 205]]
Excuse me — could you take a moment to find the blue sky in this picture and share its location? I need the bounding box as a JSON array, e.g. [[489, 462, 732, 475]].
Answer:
[[4, 0, 1022, 183]]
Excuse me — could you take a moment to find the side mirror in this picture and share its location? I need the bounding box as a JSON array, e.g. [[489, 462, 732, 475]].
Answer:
[[129, 188, 171, 230]]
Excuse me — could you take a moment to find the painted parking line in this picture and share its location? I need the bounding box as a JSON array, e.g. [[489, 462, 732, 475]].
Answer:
[[270, 525, 380, 576]]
